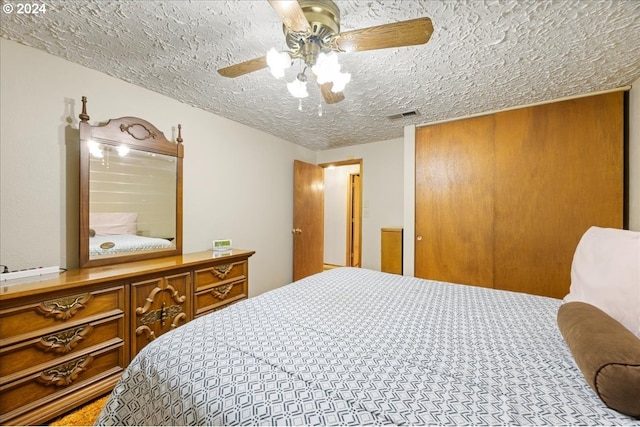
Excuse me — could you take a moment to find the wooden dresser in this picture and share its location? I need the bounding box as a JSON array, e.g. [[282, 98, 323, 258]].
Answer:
[[0, 249, 254, 426]]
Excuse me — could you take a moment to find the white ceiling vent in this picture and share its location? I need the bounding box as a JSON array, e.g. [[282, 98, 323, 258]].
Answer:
[[387, 110, 421, 120]]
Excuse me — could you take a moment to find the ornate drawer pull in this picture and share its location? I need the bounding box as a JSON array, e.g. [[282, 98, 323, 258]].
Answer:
[[136, 282, 187, 316], [38, 355, 94, 387], [135, 325, 156, 342], [210, 264, 233, 279], [37, 293, 93, 321], [139, 303, 183, 327], [136, 304, 186, 344], [37, 324, 94, 354], [210, 283, 234, 300], [171, 312, 186, 328]]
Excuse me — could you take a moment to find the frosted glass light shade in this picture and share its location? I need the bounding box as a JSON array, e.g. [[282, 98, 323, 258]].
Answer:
[[331, 71, 351, 92], [287, 78, 309, 98], [312, 52, 340, 84], [266, 48, 291, 79]]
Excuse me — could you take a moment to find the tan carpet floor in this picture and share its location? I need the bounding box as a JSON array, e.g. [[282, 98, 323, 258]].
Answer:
[[48, 395, 109, 426]]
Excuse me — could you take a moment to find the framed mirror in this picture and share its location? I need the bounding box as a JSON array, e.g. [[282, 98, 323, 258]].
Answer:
[[79, 96, 183, 267]]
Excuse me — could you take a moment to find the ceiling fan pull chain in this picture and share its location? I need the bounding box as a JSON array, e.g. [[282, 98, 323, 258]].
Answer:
[[298, 98, 303, 111], [318, 103, 323, 117]]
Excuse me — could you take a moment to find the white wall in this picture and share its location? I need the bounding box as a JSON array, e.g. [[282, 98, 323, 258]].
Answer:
[[0, 38, 316, 297], [629, 78, 640, 231], [403, 125, 416, 276], [317, 138, 404, 271], [323, 164, 359, 266]]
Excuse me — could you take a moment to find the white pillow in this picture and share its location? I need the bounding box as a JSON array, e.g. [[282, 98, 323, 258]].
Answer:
[[564, 226, 640, 337], [90, 212, 138, 236]]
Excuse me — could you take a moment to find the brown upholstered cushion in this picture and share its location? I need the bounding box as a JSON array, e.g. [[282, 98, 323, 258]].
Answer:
[[558, 301, 640, 418]]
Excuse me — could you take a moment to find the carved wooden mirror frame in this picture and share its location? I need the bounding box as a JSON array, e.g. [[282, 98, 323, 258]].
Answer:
[[79, 96, 184, 268]]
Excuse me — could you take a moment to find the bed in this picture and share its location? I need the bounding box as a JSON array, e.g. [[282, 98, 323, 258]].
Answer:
[[95, 251, 639, 425], [89, 212, 175, 257]]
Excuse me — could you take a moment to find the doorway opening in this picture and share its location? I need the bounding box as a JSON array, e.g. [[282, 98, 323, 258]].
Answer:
[[320, 159, 362, 269]]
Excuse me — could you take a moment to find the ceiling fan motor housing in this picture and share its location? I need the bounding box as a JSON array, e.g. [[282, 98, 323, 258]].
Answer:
[[285, 0, 340, 64]]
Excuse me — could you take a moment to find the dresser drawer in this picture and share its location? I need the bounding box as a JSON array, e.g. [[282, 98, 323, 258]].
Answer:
[[0, 343, 125, 421], [0, 314, 124, 378], [0, 286, 125, 343], [194, 278, 247, 317], [194, 261, 247, 291]]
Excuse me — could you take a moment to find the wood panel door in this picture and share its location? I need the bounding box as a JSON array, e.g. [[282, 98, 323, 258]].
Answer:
[[348, 173, 362, 267], [493, 92, 624, 298], [415, 115, 495, 287], [293, 160, 324, 281]]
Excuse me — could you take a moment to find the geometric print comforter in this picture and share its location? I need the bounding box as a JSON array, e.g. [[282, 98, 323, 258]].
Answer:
[[95, 268, 639, 426]]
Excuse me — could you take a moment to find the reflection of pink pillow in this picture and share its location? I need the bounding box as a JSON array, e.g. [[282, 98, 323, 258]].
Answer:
[[564, 226, 640, 337], [90, 212, 138, 236]]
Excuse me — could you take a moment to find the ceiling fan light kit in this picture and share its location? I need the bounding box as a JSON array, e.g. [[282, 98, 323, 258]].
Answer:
[[218, 0, 434, 105]]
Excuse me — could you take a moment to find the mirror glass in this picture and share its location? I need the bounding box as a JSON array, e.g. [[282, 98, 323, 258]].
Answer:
[[88, 145, 177, 260], [79, 109, 183, 268]]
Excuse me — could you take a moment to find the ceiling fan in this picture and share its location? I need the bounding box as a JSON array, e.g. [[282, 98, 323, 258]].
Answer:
[[217, 0, 433, 104]]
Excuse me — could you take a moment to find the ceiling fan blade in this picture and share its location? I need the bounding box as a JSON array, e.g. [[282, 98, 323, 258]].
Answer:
[[334, 17, 433, 53], [218, 56, 268, 78], [268, 0, 310, 33], [320, 83, 345, 104]]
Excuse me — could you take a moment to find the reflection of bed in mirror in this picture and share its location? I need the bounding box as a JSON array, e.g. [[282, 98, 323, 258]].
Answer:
[[88, 212, 175, 257], [90, 235, 175, 257]]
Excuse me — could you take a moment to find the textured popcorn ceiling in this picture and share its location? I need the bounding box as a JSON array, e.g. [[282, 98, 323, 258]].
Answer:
[[2, 1, 640, 150]]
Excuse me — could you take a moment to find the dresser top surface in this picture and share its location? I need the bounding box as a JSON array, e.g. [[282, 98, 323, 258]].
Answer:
[[0, 249, 254, 301]]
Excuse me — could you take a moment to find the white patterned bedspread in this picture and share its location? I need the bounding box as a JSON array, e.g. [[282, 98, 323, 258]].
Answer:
[[96, 268, 639, 426], [89, 234, 175, 256]]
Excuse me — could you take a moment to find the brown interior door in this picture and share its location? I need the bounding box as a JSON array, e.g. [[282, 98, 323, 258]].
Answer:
[[415, 115, 496, 287], [293, 160, 324, 281], [348, 173, 362, 267]]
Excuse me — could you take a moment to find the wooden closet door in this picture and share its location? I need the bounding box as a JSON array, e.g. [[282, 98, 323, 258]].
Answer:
[[415, 115, 495, 287], [493, 92, 624, 298]]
